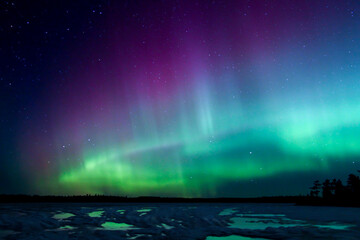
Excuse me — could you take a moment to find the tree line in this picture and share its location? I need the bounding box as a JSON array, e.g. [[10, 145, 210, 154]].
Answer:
[[309, 170, 360, 200]]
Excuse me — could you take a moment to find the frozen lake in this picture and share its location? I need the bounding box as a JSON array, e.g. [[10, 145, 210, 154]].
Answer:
[[0, 203, 359, 239]]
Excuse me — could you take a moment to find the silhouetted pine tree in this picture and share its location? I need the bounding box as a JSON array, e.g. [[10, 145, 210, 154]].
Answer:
[[330, 179, 337, 195], [310, 180, 321, 197], [322, 179, 332, 199], [347, 173, 360, 199], [334, 179, 345, 199]]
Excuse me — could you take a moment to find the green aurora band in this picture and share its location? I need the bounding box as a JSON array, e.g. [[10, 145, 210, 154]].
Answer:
[[55, 97, 360, 197]]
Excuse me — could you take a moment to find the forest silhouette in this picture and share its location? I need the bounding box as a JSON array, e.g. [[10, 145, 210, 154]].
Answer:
[[309, 170, 360, 202]]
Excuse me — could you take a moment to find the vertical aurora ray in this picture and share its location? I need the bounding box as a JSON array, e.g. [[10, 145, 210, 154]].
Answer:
[[15, 1, 360, 197]]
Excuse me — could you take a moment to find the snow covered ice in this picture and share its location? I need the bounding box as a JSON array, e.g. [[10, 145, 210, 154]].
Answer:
[[0, 203, 360, 239]]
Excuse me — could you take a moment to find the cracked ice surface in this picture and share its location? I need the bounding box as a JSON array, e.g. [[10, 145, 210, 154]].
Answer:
[[0, 203, 360, 239]]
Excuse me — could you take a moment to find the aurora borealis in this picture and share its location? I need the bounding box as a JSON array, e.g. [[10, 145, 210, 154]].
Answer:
[[1, 0, 360, 197]]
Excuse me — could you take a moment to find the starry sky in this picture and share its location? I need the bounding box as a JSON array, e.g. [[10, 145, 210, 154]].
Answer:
[[1, 0, 360, 197]]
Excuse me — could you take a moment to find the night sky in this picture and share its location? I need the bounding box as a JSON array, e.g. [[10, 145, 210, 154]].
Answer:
[[1, 0, 360, 197]]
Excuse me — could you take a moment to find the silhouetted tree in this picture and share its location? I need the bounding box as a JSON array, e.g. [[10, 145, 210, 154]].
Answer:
[[310, 180, 321, 197], [334, 179, 345, 199], [322, 179, 332, 199], [330, 179, 337, 195], [347, 173, 360, 199]]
